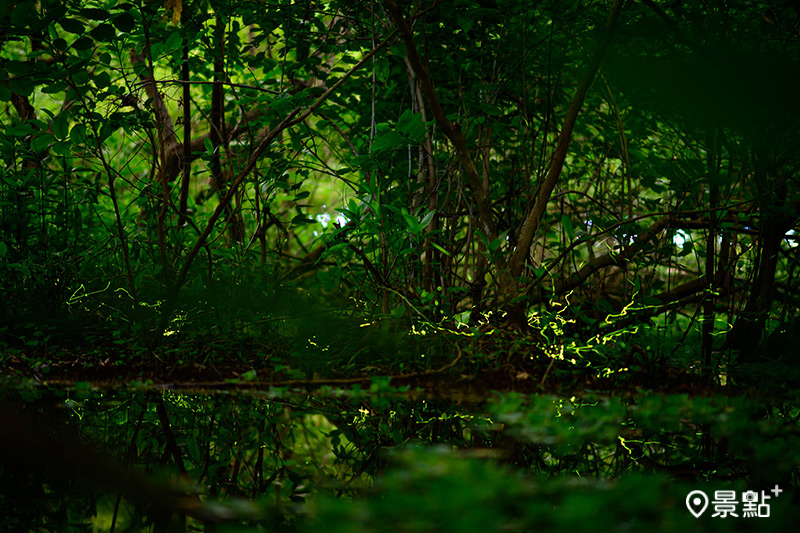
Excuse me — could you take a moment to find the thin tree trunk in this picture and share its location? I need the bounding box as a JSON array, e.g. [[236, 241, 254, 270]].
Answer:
[[509, 0, 625, 279], [701, 129, 719, 377]]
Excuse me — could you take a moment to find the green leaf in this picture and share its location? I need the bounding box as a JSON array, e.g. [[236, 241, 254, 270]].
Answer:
[[31, 134, 53, 153], [94, 71, 111, 89], [112, 13, 136, 33], [11, 3, 37, 28], [58, 18, 85, 35], [6, 60, 30, 76], [45, 4, 68, 23], [292, 214, 315, 225], [326, 243, 349, 255], [9, 123, 36, 136], [397, 110, 426, 143], [187, 439, 201, 462], [561, 214, 575, 240], [371, 131, 407, 152], [81, 8, 109, 20], [51, 141, 70, 156], [419, 209, 436, 230], [350, 154, 372, 167], [150, 42, 164, 59], [203, 137, 214, 153], [457, 12, 474, 33], [51, 116, 69, 140], [73, 37, 94, 51], [338, 208, 357, 222], [165, 31, 183, 52], [52, 38, 68, 52], [91, 23, 117, 42], [402, 210, 421, 234], [70, 123, 86, 144], [431, 242, 451, 257], [8, 77, 34, 97], [596, 299, 613, 313], [98, 122, 116, 142], [0, 242, 7, 258]]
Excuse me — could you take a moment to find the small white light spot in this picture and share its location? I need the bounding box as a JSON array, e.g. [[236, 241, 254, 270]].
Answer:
[[316, 213, 331, 227], [673, 230, 689, 248]]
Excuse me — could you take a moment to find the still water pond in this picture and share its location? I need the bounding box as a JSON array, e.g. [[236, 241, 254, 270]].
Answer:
[[1, 385, 797, 531]]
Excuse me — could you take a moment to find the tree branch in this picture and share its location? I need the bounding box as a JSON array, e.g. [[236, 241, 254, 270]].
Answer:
[[154, 26, 400, 341], [509, 0, 625, 278], [384, 0, 497, 242], [532, 214, 673, 302]]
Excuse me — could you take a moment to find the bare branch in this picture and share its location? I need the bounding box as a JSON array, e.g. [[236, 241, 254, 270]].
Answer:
[[509, 0, 625, 278]]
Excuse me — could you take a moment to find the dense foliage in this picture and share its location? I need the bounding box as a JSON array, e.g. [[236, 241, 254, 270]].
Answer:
[[2, 0, 797, 363], [1, 0, 799, 530]]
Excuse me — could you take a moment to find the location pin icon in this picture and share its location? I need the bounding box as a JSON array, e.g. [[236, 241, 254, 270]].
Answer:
[[686, 490, 709, 518]]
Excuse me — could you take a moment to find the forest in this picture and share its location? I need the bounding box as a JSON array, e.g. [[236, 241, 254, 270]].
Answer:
[[1, 0, 799, 530]]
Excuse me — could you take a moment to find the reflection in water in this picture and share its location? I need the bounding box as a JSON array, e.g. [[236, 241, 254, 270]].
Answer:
[[3, 387, 797, 531], [0, 387, 476, 531]]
